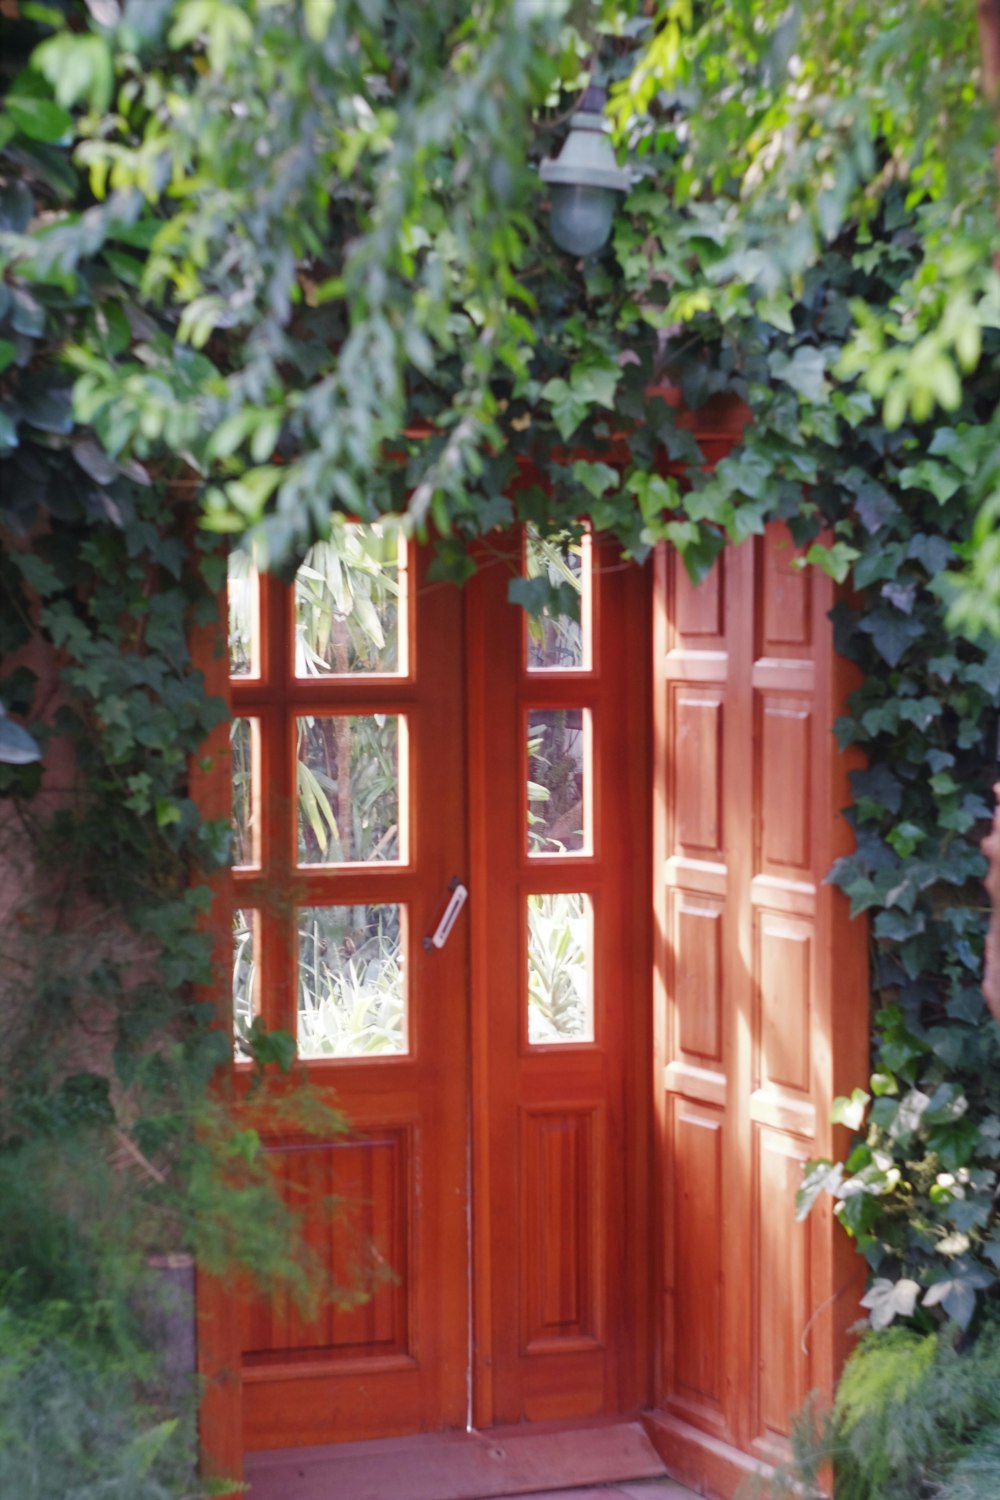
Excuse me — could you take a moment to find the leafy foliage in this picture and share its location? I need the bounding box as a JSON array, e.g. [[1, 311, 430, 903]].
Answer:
[[752, 1323, 1000, 1500], [1, 1, 999, 1492], [0, 1298, 197, 1500]]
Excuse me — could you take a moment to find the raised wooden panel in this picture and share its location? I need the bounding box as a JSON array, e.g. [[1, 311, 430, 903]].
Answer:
[[522, 1108, 602, 1352], [242, 1132, 409, 1362], [676, 556, 724, 641], [761, 526, 811, 651], [759, 696, 811, 873], [669, 1100, 724, 1416], [653, 517, 869, 1499], [754, 1129, 811, 1445], [756, 914, 812, 1095], [672, 687, 723, 858], [672, 895, 723, 1062]]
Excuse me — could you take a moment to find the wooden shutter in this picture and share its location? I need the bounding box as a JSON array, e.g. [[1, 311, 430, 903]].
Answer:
[[648, 527, 868, 1497]]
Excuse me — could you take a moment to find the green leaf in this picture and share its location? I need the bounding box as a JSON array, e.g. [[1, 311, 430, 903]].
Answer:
[[899, 460, 963, 505], [922, 1259, 994, 1329], [861, 608, 925, 668], [33, 34, 116, 115], [5, 90, 73, 144], [769, 346, 829, 403], [508, 575, 553, 617], [805, 540, 859, 583], [540, 378, 586, 441]]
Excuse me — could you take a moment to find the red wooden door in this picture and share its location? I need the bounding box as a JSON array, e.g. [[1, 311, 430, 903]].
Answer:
[[223, 523, 651, 1453], [228, 537, 469, 1449], [466, 530, 651, 1429], [648, 526, 868, 1496]]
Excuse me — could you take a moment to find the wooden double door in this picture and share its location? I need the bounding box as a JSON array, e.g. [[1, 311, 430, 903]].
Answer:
[[227, 527, 651, 1451]]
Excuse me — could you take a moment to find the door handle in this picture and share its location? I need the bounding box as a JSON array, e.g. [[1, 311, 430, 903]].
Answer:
[[423, 878, 468, 951]]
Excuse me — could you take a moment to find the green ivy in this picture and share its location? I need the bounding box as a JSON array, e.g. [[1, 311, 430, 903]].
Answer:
[[1, 14, 999, 1497]]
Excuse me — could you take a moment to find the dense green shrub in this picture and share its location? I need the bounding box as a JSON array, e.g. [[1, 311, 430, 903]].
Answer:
[[0, 1297, 200, 1500], [754, 1324, 1000, 1500]]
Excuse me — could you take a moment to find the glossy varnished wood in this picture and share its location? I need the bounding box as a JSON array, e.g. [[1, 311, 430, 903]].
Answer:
[[650, 527, 868, 1493], [231, 549, 470, 1449], [467, 534, 652, 1429]]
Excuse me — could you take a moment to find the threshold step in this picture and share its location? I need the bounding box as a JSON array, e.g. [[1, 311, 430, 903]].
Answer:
[[244, 1419, 671, 1500]]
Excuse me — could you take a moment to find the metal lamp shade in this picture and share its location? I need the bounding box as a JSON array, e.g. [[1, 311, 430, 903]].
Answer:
[[539, 105, 631, 257]]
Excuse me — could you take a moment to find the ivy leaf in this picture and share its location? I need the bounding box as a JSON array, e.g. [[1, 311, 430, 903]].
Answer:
[[908, 533, 955, 573], [832, 1088, 870, 1130], [853, 480, 899, 533], [796, 1158, 843, 1220], [541, 379, 587, 441], [921, 1258, 995, 1329], [803, 538, 861, 585], [923, 1083, 968, 1126], [850, 764, 903, 816], [859, 607, 925, 667], [860, 1277, 921, 1330], [881, 580, 917, 614], [571, 460, 618, 498], [507, 575, 553, 617], [769, 345, 830, 403], [889, 1088, 931, 1146], [899, 460, 963, 505]]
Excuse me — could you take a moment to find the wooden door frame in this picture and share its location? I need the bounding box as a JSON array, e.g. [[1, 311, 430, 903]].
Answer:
[[194, 394, 870, 1497]]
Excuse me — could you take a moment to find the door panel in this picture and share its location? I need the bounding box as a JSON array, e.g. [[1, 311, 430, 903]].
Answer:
[[230, 538, 469, 1449], [467, 532, 651, 1428], [651, 526, 869, 1489]]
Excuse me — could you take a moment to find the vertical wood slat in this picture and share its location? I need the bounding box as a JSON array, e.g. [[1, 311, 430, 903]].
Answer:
[[651, 526, 869, 1495]]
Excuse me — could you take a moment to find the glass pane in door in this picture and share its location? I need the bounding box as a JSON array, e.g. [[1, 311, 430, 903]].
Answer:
[[527, 708, 589, 855], [526, 892, 593, 1044], [524, 527, 591, 672], [298, 904, 407, 1058], [294, 522, 406, 677], [296, 714, 403, 865]]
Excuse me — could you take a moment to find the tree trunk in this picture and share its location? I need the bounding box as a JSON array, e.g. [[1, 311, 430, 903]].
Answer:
[[983, 783, 1000, 1023]]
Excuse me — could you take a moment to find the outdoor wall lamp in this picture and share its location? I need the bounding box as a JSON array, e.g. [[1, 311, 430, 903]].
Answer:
[[539, 85, 632, 257]]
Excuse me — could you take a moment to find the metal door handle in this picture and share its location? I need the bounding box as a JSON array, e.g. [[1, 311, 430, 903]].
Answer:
[[423, 878, 468, 951]]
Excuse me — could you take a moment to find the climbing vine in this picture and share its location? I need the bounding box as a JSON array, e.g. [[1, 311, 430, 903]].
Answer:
[[1, 1, 999, 1491]]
